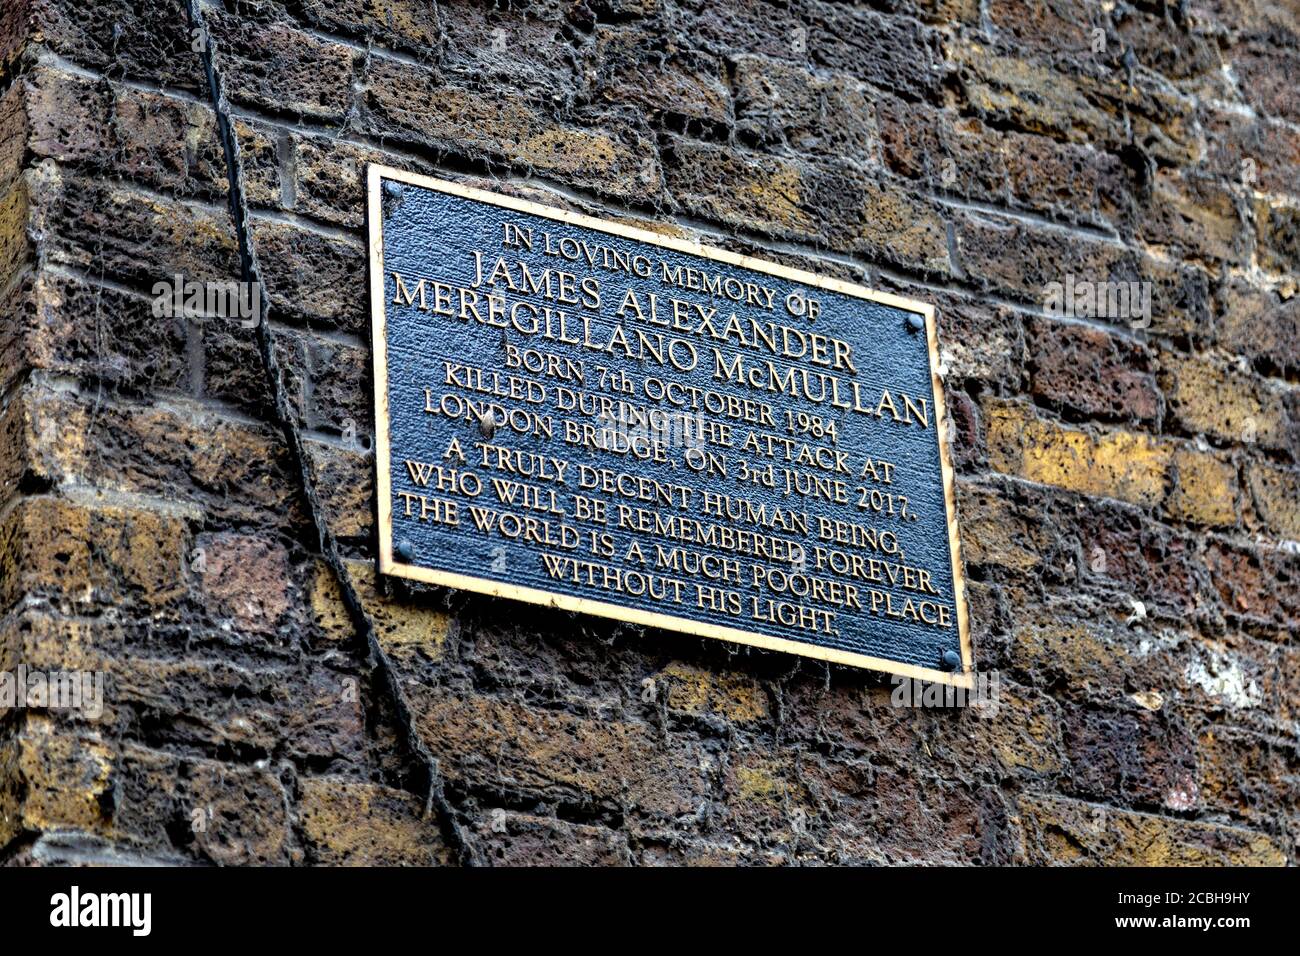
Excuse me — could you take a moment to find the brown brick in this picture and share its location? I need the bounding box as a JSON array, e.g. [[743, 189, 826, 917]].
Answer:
[[411, 691, 711, 819], [278, 0, 441, 56], [1140, 169, 1246, 268], [1216, 279, 1300, 377], [207, 9, 356, 123], [721, 748, 816, 847], [1232, 40, 1300, 125], [986, 0, 1108, 59], [291, 134, 433, 230], [951, 42, 1117, 145], [101, 743, 301, 863], [110, 654, 365, 765], [1196, 726, 1295, 826], [23, 271, 190, 395], [199, 316, 274, 416], [665, 137, 950, 273], [589, 27, 730, 130], [195, 532, 292, 636], [5, 605, 105, 673], [0, 172, 32, 291], [804, 2, 945, 103], [1200, 107, 1300, 200], [956, 481, 1057, 574], [1254, 197, 1300, 276], [1012, 616, 1142, 703], [1027, 318, 1159, 422], [305, 440, 373, 544], [1204, 539, 1300, 629], [1114, 4, 1222, 82], [0, 0, 34, 77], [24, 66, 279, 206], [0, 79, 30, 196], [798, 757, 990, 863], [664, 136, 819, 238], [364, 58, 663, 206], [926, 292, 1024, 385], [1002, 130, 1136, 233], [34, 169, 240, 291], [1060, 704, 1198, 811], [20, 384, 301, 530], [33, 0, 205, 93], [0, 270, 34, 396], [733, 55, 879, 160], [251, 219, 368, 334], [438, 0, 579, 94], [340, 558, 452, 666], [977, 684, 1066, 778], [877, 94, 1006, 201], [1073, 499, 1212, 616], [274, 326, 371, 436], [474, 810, 628, 866], [185, 759, 299, 865], [953, 41, 1197, 165], [957, 214, 1209, 337], [7, 726, 112, 835], [674, 0, 809, 64]]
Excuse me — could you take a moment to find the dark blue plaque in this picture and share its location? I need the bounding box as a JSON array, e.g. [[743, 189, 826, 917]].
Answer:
[[368, 166, 972, 685]]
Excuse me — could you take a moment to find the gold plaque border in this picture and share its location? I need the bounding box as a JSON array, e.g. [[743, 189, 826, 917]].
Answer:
[[367, 164, 974, 689]]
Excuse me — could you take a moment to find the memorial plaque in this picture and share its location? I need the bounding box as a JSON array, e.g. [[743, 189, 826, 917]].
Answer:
[[368, 165, 973, 686]]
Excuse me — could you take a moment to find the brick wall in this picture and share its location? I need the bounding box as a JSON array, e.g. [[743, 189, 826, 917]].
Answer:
[[1, 0, 1296, 865]]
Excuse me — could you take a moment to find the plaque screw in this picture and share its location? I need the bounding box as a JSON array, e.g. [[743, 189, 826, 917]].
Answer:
[[382, 181, 403, 201], [394, 539, 414, 562], [906, 312, 925, 332], [940, 649, 961, 671]]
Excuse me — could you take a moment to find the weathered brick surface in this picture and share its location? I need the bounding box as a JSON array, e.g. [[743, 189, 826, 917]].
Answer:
[[1, 0, 1296, 868]]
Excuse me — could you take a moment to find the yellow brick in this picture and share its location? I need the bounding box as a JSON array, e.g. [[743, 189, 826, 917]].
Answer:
[[311, 557, 452, 657], [659, 661, 769, 723], [309, 559, 354, 644], [13, 725, 113, 834], [2, 496, 188, 612], [1165, 446, 1238, 526], [957, 484, 1045, 571], [981, 686, 1062, 774], [987, 401, 1171, 504], [0, 174, 31, 287], [1160, 353, 1287, 448], [1247, 461, 1300, 541], [1018, 793, 1286, 865], [734, 761, 789, 803], [299, 777, 451, 866]]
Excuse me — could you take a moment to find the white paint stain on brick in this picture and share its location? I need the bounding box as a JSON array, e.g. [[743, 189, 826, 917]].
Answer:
[[1185, 648, 1262, 710]]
